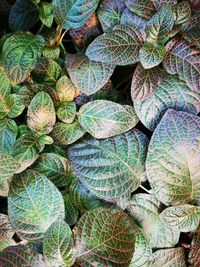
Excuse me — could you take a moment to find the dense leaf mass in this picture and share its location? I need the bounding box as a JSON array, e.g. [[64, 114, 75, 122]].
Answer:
[[0, 0, 199, 266]]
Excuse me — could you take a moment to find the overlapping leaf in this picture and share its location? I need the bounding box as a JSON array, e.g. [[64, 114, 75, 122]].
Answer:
[[0, 151, 19, 181], [127, 194, 180, 248], [0, 214, 16, 251], [0, 118, 18, 152], [189, 227, 200, 267], [78, 100, 139, 138], [173, 1, 191, 26], [43, 219, 76, 267], [8, 170, 65, 240], [39, 2, 53, 28], [56, 102, 76, 124], [55, 75, 77, 103], [121, 8, 147, 29], [134, 75, 200, 130], [66, 53, 115, 95], [183, 14, 200, 49], [146, 110, 200, 205], [68, 129, 149, 201], [63, 193, 79, 225], [74, 208, 136, 266], [86, 25, 146, 65], [163, 38, 200, 92], [2, 32, 45, 85], [52, 0, 100, 30], [125, 0, 156, 19]]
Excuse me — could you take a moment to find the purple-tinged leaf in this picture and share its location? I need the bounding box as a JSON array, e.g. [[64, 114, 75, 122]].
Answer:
[[183, 14, 200, 49], [121, 8, 148, 29]]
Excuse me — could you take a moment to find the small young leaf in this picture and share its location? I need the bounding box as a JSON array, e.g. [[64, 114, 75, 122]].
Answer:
[[9, 0, 39, 31], [2, 32, 45, 85], [63, 194, 79, 225], [8, 170, 65, 241], [43, 219, 76, 267], [52, 0, 100, 30], [139, 43, 166, 69], [121, 8, 147, 29], [39, 2, 53, 28], [74, 208, 136, 266], [66, 53, 115, 95], [52, 121, 86, 145], [0, 118, 18, 152], [146, 110, 200, 206], [55, 75, 77, 102], [86, 25, 146, 65], [163, 38, 200, 92], [78, 100, 139, 138], [97, 0, 125, 33], [27, 91, 56, 135], [160, 204, 200, 232], [173, 1, 191, 26], [43, 45, 60, 59], [68, 129, 148, 201], [134, 75, 200, 130], [56, 101, 76, 124]]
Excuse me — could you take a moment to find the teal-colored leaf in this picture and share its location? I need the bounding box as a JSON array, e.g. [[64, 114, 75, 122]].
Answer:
[[78, 100, 139, 138], [146, 110, 200, 206], [0, 118, 18, 152], [66, 53, 115, 95], [27, 92, 56, 135], [56, 101, 76, 124], [163, 38, 200, 92], [139, 42, 166, 69], [134, 75, 200, 131], [121, 8, 147, 29], [9, 0, 39, 31], [74, 208, 136, 266], [128, 194, 180, 248], [86, 25, 146, 65], [68, 129, 148, 201], [8, 170, 65, 241]]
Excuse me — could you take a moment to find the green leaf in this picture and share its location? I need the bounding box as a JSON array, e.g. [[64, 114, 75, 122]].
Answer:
[[86, 25, 146, 65], [2, 32, 45, 85], [97, 0, 125, 33], [18, 83, 41, 107], [183, 14, 200, 49], [43, 45, 60, 59], [78, 100, 139, 138], [43, 219, 76, 266], [139, 43, 166, 69], [8, 170, 65, 241], [51, 121, 86, 145], [66, 53, 115, 95], [125, 0, 156, 19], [160, 204, 200, 232], [57, 101, 76, 124], [0, 65, 11, 99], [52, 0, 100, 30], [9, 0, 39, 31], [12, 134, 40, 173], [0, 118, 18, 152], [32, 57, 62, 85], [189, 227, 200, 266], [127, 194, 180, 248], [63, 193, 79, 225], [32, 153, 71, 188], [146, 6, 174, 44], [0, 214, 16, 251], [146, 110, 200, 206], [55, 75, 77, 102], [130, 225, 152, 267], [68, 129, 148, 201], [131, 63, 164, 102], [27, 92, 56, 135], [74, 208, 136, 266], [0, 151, 19, 181], [150, 247, 186, 267], [121, 8, 148, 29], [134, 75, 200, 131], [39, 2, 53, 28], [163, 38, 200, 92], [173, 1, 191, 26], [0, 180, 9, 197], [6, 94, 25, 118]]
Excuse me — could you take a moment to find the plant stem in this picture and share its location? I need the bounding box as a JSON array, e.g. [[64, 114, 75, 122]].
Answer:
[[139, 185, 150, 194]]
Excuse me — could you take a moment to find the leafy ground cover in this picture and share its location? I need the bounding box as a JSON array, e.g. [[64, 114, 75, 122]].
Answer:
[[0, 0, 199, 266]]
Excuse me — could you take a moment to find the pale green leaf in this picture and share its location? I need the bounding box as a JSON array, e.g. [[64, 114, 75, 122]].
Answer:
[[78, 100, 139, 139], [0, 65, 11, 99], [8, 170, 65, 241], [56, 102, 76, 124], [55, 75, 77, 102], [146, 110, 200, 205], [0, 151, 19, 181], [43, 45, 60, 59], [0, 180, 9, 197], [173, 1, 191, 26], [39, 2, 53, 28], [68, 129, 149, 201]]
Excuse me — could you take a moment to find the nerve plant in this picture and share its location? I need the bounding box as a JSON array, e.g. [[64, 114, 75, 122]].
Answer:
[[0, 0, 199, 266]]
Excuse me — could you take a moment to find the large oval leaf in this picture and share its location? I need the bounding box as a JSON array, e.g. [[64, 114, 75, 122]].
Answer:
[[2, 32, 45, 85], [163, 38, 200, 92], [68, 129, 149, 201], [78, 100, 139, 139], [127, 194, 180, 248], [86, 25, 146, 65], [43, 219, 76, 267], [52, 0, 100, 30], [146, 110, 200, 206], [27, 92, 56, 135], [134, 75, 200, 131], [74, 208, 136, 266], [66, 53, 115, 96], [8, 170, 65, 241]]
